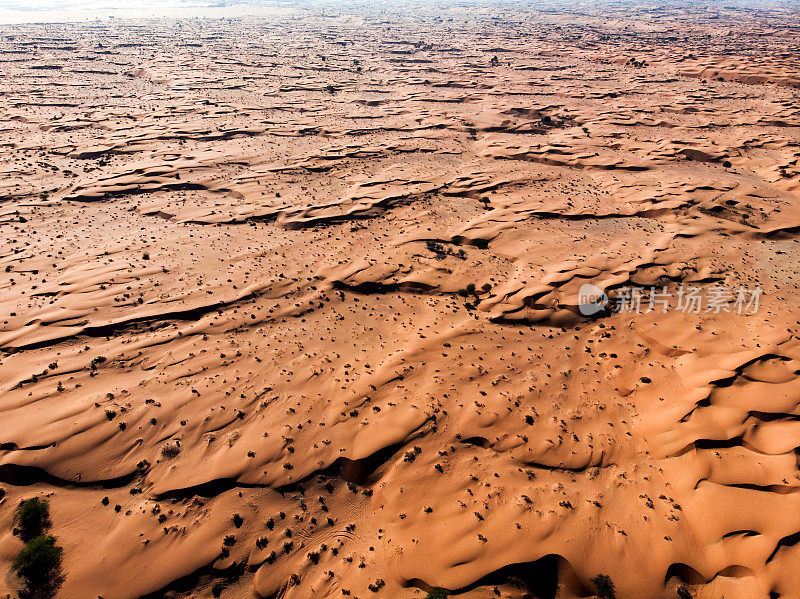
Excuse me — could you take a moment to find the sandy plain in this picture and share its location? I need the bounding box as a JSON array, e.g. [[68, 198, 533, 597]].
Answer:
[[1, 1, 800, 598]]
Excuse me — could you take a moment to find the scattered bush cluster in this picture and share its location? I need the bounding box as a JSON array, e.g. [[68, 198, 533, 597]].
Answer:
[[11, 498, 64, 599], [426, 240, 466, 260], [591, 573, 616, 599], [15, 497, 50, 542]]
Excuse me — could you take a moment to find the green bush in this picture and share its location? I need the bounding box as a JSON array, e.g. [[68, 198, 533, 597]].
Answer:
[[425, 588, 448, 599], [16, 498, 50, 542], [11, 534, 63, 594], [591, 574, 616, 599]]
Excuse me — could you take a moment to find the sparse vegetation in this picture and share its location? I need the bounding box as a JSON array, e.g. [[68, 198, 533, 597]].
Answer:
[[89, 356, 107, 371], [15, 498, 50, 542], [11, 534, 63, 598], [3, 8, 795, 599], [591, 574, 616, 599], [161, 443, 180, 459], [425, 240, 466, 260]]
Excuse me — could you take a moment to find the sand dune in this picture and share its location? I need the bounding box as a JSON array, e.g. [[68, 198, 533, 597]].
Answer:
[[1, 2, 800, 598]]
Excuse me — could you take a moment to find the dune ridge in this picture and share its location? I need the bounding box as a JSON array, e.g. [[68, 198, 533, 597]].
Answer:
[[1, 2, 800, 598]]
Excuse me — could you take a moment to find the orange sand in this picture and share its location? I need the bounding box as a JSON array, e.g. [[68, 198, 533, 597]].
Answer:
[[1, 2, 800, 598]]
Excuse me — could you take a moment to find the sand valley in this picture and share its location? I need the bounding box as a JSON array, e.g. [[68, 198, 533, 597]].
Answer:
[[1, 2, 800, 598]]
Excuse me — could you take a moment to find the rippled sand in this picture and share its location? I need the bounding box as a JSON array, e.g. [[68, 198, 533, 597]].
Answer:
[[1, 2, 800, 598]]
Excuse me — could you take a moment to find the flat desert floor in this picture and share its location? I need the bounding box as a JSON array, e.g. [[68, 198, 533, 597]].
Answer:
[[1, 2, 800, 598]]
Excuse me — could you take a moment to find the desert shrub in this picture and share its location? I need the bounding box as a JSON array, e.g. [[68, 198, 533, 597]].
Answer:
[[677, 585, 693, 599], [591, 573, 616, 599], [11, 534, 63, 596], [161, 443, 181, 459], [426, 240, 445, 255], [425, 588, 448, 599], [16, 498, 50, 542]]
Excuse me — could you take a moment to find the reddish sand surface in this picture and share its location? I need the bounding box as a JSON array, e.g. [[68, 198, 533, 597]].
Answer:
[[1, 2, 800, 598]]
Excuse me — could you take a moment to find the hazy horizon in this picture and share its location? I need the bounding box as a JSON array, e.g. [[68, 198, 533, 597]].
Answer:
[[1, 0, 799, 25], [0, 0, 296, 25]]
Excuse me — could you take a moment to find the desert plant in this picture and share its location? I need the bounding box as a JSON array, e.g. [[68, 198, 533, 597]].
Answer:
[[16, 498, 50, 542], [11, 534, 63, 597], [677, 585, 693, 599], [591, 573, 616, 599], [425, 588, 448, 599], [161, 443, 180, 459]]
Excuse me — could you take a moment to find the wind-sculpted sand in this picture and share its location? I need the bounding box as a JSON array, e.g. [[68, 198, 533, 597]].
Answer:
[[1, 2, 800, 598]]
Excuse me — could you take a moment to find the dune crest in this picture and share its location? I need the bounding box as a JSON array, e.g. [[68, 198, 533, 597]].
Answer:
[[1, 2, 800, 598]]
